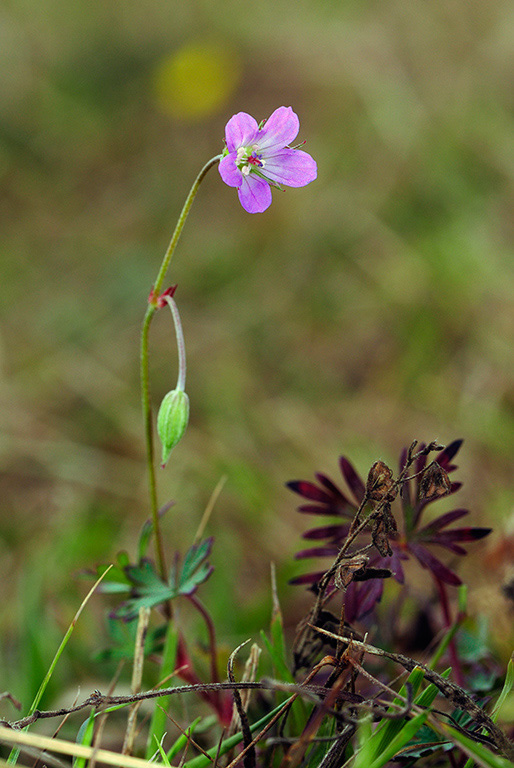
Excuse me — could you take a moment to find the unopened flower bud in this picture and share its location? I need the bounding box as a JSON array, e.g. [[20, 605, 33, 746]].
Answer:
[[157, 389, 189, 467]]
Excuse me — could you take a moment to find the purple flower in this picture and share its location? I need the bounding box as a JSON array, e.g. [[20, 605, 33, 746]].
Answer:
[[219, 106, 317, 213]]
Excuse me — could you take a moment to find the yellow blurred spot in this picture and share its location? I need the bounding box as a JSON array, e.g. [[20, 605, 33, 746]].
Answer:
[[153, 41, 242, 121]]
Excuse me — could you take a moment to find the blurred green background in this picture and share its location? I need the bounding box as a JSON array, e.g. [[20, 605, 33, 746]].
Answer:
[[1, 0, 513, 708]]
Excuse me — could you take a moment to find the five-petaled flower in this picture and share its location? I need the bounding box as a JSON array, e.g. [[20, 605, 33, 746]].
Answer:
[[219, 106, 317, 213]]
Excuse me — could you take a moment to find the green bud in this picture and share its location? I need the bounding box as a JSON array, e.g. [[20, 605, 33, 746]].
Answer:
[[157, 389, 189, 467]]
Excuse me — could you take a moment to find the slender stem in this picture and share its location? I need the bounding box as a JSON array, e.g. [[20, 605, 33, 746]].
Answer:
[[187, 594, 222, 718], [140, 155, 221, 578], [163, 296, 186, 391], [434, 575, 465, 686], [186, 594, 219, 685], [152, 154, 222, 301], [140, 303, 164, 576]]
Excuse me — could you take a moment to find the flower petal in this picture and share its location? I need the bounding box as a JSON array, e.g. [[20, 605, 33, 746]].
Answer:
[[237, 174, 272, 213], [257, 106, 299, 151], [224, 112, 259, 152], [263, 148, 317, 188], [218, 153, 241, 187]]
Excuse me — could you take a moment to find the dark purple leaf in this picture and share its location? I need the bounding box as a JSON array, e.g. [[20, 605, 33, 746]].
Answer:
[[297, 503, 347, 516], [315, 472, 356, 511], [427, 540, 468, 556], [436, 439, 463, 472], [345, 579, 384, 622], [295, 546, 340, 559], [415, 481, 463, 517], [427, 528, 491, 548], [289, 571, 325, 586], [302, 524, 350, 541], [287, 480, 335, 504], [353, 567, 393, 581], [408, 542, 462, 586], [454, 526, 491, 541], [417, 508, 469, 534], [388, 547, 407, 584], [339, 456, 366, 503]]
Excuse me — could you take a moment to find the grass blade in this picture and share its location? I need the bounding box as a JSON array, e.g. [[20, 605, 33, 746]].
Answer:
[[7, 566, 113, 765]]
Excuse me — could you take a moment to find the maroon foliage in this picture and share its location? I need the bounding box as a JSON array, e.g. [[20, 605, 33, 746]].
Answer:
[[288, 440, 491, 622]]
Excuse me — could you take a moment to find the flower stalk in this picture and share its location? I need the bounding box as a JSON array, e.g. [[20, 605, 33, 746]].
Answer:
[[163, 293, 186, 393], [156, 294, 190, 468], [140, 154, 221, 579]]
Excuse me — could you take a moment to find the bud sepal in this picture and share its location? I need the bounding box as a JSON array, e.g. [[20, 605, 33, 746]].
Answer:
[[157, 388, 189, 467]]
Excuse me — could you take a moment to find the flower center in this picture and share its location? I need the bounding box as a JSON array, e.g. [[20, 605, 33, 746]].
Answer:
[[236, 145, 265, 176]]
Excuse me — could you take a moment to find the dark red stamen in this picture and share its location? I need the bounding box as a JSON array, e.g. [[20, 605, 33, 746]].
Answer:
[[247, 152, 263, 167]]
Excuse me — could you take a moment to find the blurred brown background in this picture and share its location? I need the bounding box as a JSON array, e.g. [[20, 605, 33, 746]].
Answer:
[[0, 0, 513, 702]]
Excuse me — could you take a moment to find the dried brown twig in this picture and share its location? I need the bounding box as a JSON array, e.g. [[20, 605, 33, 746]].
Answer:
[[0, 678, 362, 732], [312, 626, 514, 761]]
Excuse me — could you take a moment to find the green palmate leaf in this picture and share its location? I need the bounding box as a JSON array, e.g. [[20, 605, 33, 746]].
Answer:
[[111, 539, 214, 621], [137, 519, 154, 562], [99, 582, 131, 595], [457, 615, 490, 663], [90, 555, 132, 595], [95, 616, 166, 663], [176, 537, 214, 595], [117, 550, 131, 569], [112, 562, 174, 620]]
